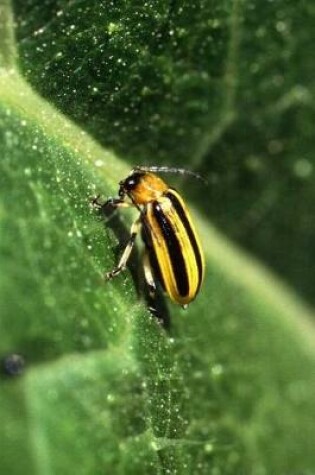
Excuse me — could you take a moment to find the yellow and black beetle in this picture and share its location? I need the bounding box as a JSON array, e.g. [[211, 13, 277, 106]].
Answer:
[[94, 166, 205, 308]]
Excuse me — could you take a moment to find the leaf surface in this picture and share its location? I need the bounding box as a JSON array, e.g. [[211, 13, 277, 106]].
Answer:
[[1, 2, 315, 474]]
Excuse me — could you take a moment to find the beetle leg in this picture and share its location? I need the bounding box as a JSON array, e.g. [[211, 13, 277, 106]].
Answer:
[[143, 250, 156, 299], [143, 253, 170, 328], [91, 195, 132, 211], [106, 218, 141, 279]]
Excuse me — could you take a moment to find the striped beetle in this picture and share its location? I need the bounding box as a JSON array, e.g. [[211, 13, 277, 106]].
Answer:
[[94, 166, 205, 308]]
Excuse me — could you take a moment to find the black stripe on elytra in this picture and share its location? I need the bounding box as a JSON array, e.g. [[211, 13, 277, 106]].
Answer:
[[166, 190, 203, 292], [152, 202, 189, 297], [141, 219, 166, 292]]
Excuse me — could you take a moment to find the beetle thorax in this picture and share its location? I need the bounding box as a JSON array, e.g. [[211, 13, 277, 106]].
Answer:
[[126, 172, 168, 204]]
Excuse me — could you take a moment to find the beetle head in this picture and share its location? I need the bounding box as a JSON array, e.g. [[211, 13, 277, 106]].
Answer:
[[119, 171, 144, 198]]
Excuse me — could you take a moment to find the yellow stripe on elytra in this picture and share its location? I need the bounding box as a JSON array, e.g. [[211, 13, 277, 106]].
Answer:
[[147, 201, 179, 302], [170, 190, 205, 286], [170, 206, 200, 300]]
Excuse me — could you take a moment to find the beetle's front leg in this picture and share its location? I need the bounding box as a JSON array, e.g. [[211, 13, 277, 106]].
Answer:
[[91, 195, 131, 211]]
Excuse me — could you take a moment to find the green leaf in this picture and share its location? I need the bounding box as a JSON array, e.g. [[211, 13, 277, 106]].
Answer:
[[1, 2, 315, 474]]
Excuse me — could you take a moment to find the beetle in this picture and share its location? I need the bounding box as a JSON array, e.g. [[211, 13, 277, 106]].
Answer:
[[93, 166, 205, 308]]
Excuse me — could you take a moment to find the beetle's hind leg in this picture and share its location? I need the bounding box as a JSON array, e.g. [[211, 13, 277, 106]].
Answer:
[[143, 250, 156, 299], [143, 250, 170, 328], [106, 217, 141, 280]]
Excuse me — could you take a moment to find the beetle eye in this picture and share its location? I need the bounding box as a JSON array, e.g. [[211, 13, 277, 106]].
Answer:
[[125, 172, 144, 191], [121, 178, 134, 192]]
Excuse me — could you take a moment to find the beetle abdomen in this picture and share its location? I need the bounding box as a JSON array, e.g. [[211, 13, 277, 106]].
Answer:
[[143, 189, 204, 305]]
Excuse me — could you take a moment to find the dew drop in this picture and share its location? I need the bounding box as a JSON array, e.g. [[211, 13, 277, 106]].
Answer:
[[204, 443, 214, 453], [293, 159, 312, 178], [211, 363, 223, 376]]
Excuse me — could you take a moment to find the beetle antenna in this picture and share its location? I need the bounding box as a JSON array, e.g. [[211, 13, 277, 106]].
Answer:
[[133, 166, 208, 185]]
